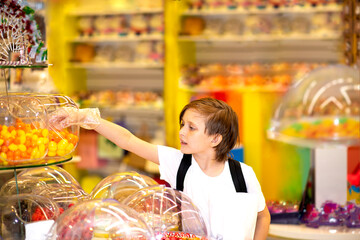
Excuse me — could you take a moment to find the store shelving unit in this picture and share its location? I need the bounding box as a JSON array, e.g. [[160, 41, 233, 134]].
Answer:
[[47, 0, 165, 175]]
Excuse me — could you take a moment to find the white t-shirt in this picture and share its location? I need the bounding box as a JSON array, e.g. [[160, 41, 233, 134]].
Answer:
[[158, 145, 266, 240]]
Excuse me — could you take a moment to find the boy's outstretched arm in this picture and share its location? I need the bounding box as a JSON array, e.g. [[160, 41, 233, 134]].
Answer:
[[254, 206, 271, 240], [49, 107, 159, 164], [95, 118, 159, 164]]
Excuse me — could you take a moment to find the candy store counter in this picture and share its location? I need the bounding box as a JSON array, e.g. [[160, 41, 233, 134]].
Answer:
[[268, 224, 360, 240]]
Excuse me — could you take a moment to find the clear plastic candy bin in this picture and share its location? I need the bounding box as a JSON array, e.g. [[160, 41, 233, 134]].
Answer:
[[123, 185, 209, 240], [0, 166, 88, 210], [46, 199, 154, 240], [267, 65, 360, 148], [0, 194, 60, 240], [0, 93, 79, 168], [90, 171, 158, 203]]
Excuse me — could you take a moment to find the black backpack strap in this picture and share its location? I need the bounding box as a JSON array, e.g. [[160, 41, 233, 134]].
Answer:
[[176, 154, 192, 191], [228, 158, 247, 193]]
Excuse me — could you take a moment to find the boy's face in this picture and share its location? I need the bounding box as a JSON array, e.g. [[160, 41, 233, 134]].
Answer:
[[179, 109, 215, 156]]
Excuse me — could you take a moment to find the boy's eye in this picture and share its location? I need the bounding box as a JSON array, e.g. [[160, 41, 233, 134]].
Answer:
[[189, 125, 195, 130]]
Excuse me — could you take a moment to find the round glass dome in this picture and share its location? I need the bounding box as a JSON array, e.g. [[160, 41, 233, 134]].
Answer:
[[90, 171, 158, 203], [0, 194, 60, 240], [0, 93, 79, 168], [0, 166, 88, 209], [267, 65, 360, 148], [46, 199, 154, 240], [123, 185, 209, 240]]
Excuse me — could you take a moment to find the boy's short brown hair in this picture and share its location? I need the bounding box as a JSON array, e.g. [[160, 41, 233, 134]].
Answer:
[[179, 98, 240, 162]]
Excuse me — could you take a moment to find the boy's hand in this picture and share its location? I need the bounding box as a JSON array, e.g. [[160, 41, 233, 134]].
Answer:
[[49, 107, 101, 130]]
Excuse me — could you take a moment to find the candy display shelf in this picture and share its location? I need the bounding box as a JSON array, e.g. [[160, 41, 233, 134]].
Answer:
[[69, 35, 163, 43], [67, 62, 164, 69], [269, 224, 360, 240], [179, 84, 288, 93], [67, 8, 163, 16], [183, 4, 342, 16], [178, 34, 342, 43]]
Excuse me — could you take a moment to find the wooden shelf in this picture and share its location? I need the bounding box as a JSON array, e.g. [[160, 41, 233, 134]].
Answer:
[[183, 5, 342, 16], [67, 62, 164, 69], [69, 35, 163, 43], [67, 8, 163, 16], [179, 84, 288, 93], [178, 34, 342, 43]]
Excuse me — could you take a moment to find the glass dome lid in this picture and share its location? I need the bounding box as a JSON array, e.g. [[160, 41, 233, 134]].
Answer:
[[46, 199, 154, 240], [90, 171, 158, 203], [267, 64, 360, 148], [123, 185, 209, 240]]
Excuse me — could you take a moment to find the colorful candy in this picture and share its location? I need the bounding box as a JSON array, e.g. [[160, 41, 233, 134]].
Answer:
[[281, 117, 360, 139], [0, 119, 78, 166]]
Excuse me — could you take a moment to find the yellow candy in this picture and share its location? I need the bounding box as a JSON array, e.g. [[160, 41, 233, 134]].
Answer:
[[19, 144, 26, 152], [32, 134, 38, 142], [57, 149, 65, 156], [17, 130, 25, 136], [10, 130, 16, 137], [19, 135, 26, 144], [37, 137, 45, 145], [49, 141, 57, 152], [47, 151, 56, 157], [39, 143, 46, 153], [0, 139, 3, 146], [57, 139, 69, 150], [66, 143, 74, 154], [0, 152, 6, 159], [8, 144, 18, 152], [42, 129, 49, 138]]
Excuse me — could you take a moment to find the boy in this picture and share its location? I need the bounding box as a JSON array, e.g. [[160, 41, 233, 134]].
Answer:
[[50, 97, 270, 239]]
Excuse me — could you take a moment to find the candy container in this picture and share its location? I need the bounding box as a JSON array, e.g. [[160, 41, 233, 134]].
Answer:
[[267, 64, 360, 148], [130, 14, 149, 36], [203, 18, 223, 36], [115, 15, 129, 36], [123, 185, 210, 239], [187, 0, 205, 10], [149, 13, 164, 35], [93, 45, 113, 63], [0, 93, 79, 168], [114, 45, 133, 63], [46, 199, 154, 240], [77, 16, 94, 37], [135, 41, 153, 63], [90, 171, 158, 202], [0, 194, 60, 239]]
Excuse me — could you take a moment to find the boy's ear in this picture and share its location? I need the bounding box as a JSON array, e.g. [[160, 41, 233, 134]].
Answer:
[[211, 134, 222, 147]]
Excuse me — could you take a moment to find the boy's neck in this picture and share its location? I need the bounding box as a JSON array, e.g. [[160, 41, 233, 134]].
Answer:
[[193, 154, 225, 177]]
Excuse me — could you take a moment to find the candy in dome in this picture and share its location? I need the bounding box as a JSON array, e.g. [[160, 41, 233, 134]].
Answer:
[[0, 166, 88, 210], [123, 185, 209, 240], [90, 171, 158, 203], [0, 194, 60, 240], [46, 199, 154, 240], [267, 64, 360, 147], [0, 93, 79, 168]]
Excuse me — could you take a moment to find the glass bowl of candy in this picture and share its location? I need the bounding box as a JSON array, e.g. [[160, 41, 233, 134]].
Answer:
[[90, 171, 158, 203], [267, 64, 360, 148], [123, 185, 209, 240], [0, 194, 60, 240], [46, 199, 154, 240], [0, 93, 79, 168]]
